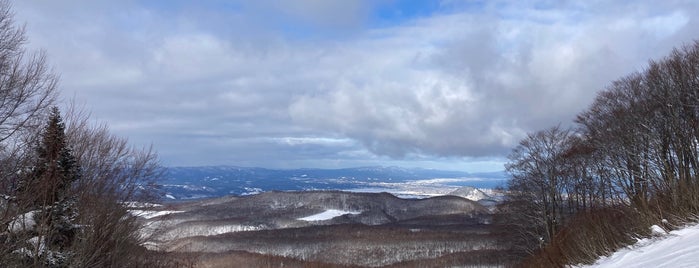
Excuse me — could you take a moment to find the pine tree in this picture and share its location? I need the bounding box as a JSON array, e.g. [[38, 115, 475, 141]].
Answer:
[[14, 107, 81, 266], [33, 107, 80, 207]]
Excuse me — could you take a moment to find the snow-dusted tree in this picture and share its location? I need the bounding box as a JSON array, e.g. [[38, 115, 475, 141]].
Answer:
[[0, 2, 163, 266], [9, 107, 79, 267], [0, 0, 60, 265]]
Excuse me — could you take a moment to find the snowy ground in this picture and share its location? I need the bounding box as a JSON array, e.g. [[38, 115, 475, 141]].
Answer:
[[297, 209, 361, 221], [129, 209, 184, 219], [585, 223, 699, 268]]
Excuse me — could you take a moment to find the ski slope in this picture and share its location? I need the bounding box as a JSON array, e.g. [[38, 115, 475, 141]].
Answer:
[[586, 223, 699, 268]]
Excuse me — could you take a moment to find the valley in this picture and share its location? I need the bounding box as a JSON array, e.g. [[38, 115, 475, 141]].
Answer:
[[136, 189, 510, 267]]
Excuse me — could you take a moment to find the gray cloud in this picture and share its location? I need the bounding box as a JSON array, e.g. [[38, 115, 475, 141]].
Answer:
[[290, 2, 699, 158], [9, 1, 699, 169]]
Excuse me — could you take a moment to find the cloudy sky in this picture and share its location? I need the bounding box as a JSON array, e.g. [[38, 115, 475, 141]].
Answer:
[[10, 0, 699, 171]]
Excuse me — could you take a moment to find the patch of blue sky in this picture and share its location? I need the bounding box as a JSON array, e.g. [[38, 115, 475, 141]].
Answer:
[[370, 0, 443, 27]]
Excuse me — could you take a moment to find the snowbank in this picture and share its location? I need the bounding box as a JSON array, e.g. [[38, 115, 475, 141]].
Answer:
[[585, 223, 699, 268], [298, 209, 361, 221]]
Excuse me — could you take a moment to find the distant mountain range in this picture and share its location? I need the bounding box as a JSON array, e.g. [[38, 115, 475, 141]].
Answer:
[[137, 190, 500, 266], [144, 168, 509, 266], [161, 166, 507, 200]]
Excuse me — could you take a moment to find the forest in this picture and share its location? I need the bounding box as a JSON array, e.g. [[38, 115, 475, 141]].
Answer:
[[501, 40, 699, 266]]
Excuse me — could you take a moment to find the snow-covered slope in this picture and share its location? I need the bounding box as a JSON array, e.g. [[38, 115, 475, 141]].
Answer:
[[584, 223, 699, 268], [297, 209, 361, 221], [448, 186, 491, 201]]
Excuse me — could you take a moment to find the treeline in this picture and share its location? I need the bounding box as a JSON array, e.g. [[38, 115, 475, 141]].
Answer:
[[0, 2, 166, 267], [166, 223, 503, 267], [502, 40, 699, 266]]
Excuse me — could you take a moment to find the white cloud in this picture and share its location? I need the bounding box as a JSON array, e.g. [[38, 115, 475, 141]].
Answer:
[[10, 1, 699, 169], [274, 137, 355, 146]]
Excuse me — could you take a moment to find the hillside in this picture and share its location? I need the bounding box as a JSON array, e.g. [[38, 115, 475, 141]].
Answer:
[[143, 191, 489, 243], [134, 191, 508, 266], [584, 223, 699, 267]]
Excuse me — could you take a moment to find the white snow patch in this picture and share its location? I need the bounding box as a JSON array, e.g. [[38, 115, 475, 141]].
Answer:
[[129, 210, 184, 219], [28, 236, 46, 253], [344, 179, 504, 200], [449, 186, 491, 201], [583, 223, 699, 268], [165, 194, 176, 199], [241, 187, 263, 196], [123, 201, 163, 208], [185, 225, 260, 236], [13, 236, 47, 258], [207, 225, 260, 235], [298, 209, 361, 221], [7, 210, 37, 232], [650, 225, 666, 235]]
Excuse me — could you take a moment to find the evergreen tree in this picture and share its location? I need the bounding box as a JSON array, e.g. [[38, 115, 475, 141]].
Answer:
[[14, 107, 80, 266], [32, 107, 80, 207]]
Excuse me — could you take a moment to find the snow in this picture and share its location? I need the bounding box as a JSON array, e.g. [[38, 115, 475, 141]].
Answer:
[[448, 186, 491, 201], [7, 210, 37, 232], [123, 201, 163, 208], [153, 224, 262, 242], [28, 236, 46, 254], [584, 223, 699, 268], [345, 180, 503, 201], [129, 210, 184, 219], [297, 209, 361, 221], [241, 187, 263, 196], [204, 225, 260, 235], [650, 225, 666, 235]]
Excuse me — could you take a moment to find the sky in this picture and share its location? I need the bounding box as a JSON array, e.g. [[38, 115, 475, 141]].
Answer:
[[10, 0, 699, 171]]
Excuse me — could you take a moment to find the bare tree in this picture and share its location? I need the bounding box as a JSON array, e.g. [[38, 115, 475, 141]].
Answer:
[[508, 40, 699, 265], [61, 102, 163, 267], [0, 1, 165, 265], [0, 0, 58, 265], [0, 0, 56, 143], [504, 126, 572, 253], [575, 41, 699, 218]]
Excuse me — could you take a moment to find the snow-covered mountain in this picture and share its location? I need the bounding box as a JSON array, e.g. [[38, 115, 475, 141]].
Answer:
[[448, 186, 491, 201], [135, 190, 499, 266]]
